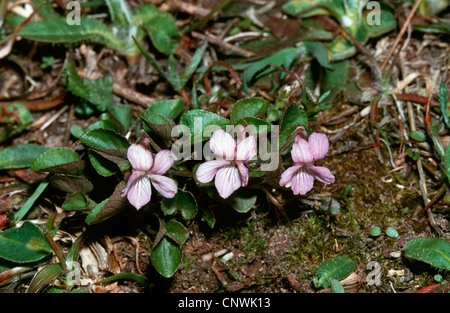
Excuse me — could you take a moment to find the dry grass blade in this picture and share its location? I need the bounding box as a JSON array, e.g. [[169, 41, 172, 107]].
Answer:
[[381, 0, 422, 72]]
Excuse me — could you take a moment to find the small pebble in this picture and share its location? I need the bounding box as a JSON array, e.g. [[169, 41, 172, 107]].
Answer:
[[221, 252, 234, 262], [389, 251, 402, 258]]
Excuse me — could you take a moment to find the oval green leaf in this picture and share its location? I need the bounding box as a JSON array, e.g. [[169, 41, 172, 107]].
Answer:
[[404, 238, 450, 270], [80, 128, 130, 157], [0, 221, 52, 263], [85, 181, 129, 225], [161, 190, 198, 220], [0, 144, 48, 170], [370, 226, 382, 237], [148, 99, 184, 119], [230, 97, 269, 123], [385, 226, 398, 238], [179, 109, 231, 142], [151, 236, 182, 278], [30, 147, 84, 175], [165, 220, 189, 245], [313, 256, 357, 289], [49, 174, 94, 194]]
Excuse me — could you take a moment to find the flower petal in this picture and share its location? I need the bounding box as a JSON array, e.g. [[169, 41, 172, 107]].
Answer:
[[209, 129, 236, 160], [126, 173, 152, 210], [308, 132, 329, 161], [196, 160, 229, 183], [291, 137, 314, 164], [236, 135, 257, 162], [279, 165, 302, 188], [127, 143, 153, 171], [236, 162, 249, 186], [151, 175, 178, 198], [291, 168, 314, 195], [311, 166, 335, 184], [215, 165, 241, 199], [151, 149, 174, 175]]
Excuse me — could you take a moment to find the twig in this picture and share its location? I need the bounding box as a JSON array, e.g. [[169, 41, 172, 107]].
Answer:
[[338, 25, 382, 81], [112, 82, 155, 108], [182, 0, 231, 35], [381, 0, 422, 72], [0, 1, 44, 59], [64, 103, 75, 147], [39, 105, 68, 131], [191, 31, 255, 58], [269, 63, 317, 104]]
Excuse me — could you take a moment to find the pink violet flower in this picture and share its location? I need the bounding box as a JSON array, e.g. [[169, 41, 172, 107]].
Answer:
[[121, 141, 177, 210], [279, 132, 335, 195], [196, 129, 257, 199]]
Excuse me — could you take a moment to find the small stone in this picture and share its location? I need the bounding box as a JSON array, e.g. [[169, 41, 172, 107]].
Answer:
[[389, 251, 402, 258], [221, 252, 234, 262]]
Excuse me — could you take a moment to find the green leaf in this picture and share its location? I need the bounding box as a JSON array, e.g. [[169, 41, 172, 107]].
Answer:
[[165, 220, 189, 245], [65, 63, 116, 112], [62, 192, 97, 211], [148, 99, 184, 120], [385, 227, 398, 238], [179, 109, 231, 142], [313, 256, 357, 289], [19, 18, 105, 43], [30, 147, 84, 176], [0, 221, 52, 263], [84, 120, 120, 134], [320, 60, 349, 100], [234, 117, 272, 134], [227, 190, 257, 213], [110, 104, 133, 132], [151, 236, 182, 278], [33, 0, 57, 19], [281, 103, 308, 131], [404, 238, 450, 270], [368, 14, 397, 38], [241, 47, 301, 94], [13, 179, 49, 225], [105, 0, 132, 27], [161, 190, 198, 220], [98, 272, 148, 287], [436, 83, 449, 128], [26, 263, 64, 293], [85, 199, 109, 225], [200, 206, 215, 229], [414, 19, 450, 35], [87, 150, 119, 177], [19, 17, 134, 55], [0, 144, 48, 170], [330, 279, 345, 293], [138, 111, 175, 143], [80, 128, 130, 157], [85, 181, 129, 225], [230, 97, 270, 123], [409, 131, 427, 142], [301, 41, 333, 70], [49, 175, 94, 194], [143, 12, 180, 55], [445, 146, 450, 179], [0, 103, 33, 144], [179, 39, 208, 87], [370, 226, 382, 237]]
